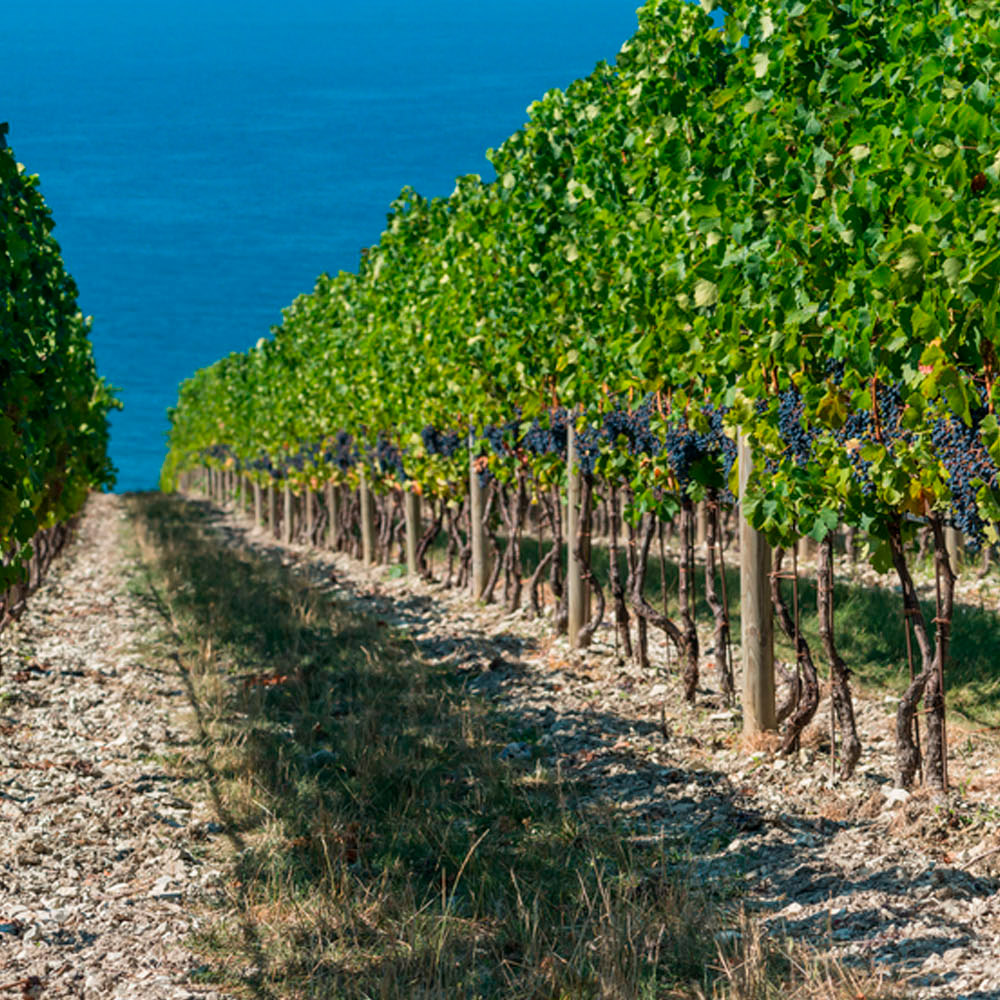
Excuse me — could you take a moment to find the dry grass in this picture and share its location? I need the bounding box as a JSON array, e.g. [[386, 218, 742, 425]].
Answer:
[[127, 493, 907, 1000]]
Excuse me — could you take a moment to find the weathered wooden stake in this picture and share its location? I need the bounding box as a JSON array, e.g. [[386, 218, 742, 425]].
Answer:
[[304, 488, 314, 546], [267, 483, 277, 537], [253, 481, 262, 527], [739, 433, 775, 735], [405, 490, 422, 575], [326, 481, 339, 549], [469, 433, 489, 599], [945, 526, 962, 573], [567, 423, 591, 649], [282, 484, 293, 544], [360, 470, 376, 565], [695, 501, 708, 549]]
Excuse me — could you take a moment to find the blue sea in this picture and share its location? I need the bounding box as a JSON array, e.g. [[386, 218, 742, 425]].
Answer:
[[4, 0, 643, 491]]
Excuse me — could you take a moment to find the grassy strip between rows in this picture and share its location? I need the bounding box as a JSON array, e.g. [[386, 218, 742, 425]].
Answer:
[[125, 492, 901, 1000]]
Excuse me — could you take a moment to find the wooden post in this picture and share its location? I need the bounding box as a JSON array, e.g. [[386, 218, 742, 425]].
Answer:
[[844, 525, 857, 563], [945, 526, 962, 573], [253, 481, 262, 527], [696, 501, 708, 549], [268, 483, 277, 537], [360, 470, 376, 565], [326, 481, 339, 549], [304, 488, 314, 546], [469, 432, 489, 599], [283, 485, 293, 545], [237, 473, 245, 512], [405, 490, 421, 575], [567, 423, 591, 649], [739, 433, 775, 735], [797, 535, 816, 565]]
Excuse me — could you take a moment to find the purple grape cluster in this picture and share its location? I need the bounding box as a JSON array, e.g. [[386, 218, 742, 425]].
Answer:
[[776, 388, 817, 466], [374, 434, 407, 482], [930, 392, 999, 547], [832, 381, 906, 497], [421, 425, 463, 458], [522, 409, 569, 458], [323, 430, 358, 472], [598, 396, 659, 457], [482, 416, 523, 457]]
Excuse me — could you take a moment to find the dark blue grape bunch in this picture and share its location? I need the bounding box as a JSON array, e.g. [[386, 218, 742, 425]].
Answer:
[[776, 387, 817, 466], [835, 405, 876, 495], [482, 413, 523, 457], [701, 403, 737, 502], [523, 408, 569, 458], [204, 442, 251, 473], [930, 392, 1000, 549], [374, 433, 407, 482], [329, 430, 357, 472], [575, 424, 603, 475], [421, 425, 463, 458], [662, 424, 702, 487], [824, 358, 846, 383], [599, 395, 660, 457], [831, 379, 909, 497], [521, 408, 566, 456]]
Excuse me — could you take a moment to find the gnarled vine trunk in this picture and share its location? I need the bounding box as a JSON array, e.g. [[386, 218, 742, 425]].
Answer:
[[677, 496, 699, 702], [609, 485, 633, 661], [573, 473, 605, 647], [817, 535, 861, 779], [703, 495, 733, 704], [770, 546, 819, 754], [889, 514, 946, 789], [628, 511, 686, 686]]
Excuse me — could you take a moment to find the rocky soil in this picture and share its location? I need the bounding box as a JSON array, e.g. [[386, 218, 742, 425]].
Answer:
[[3, 491, 1000, 999]]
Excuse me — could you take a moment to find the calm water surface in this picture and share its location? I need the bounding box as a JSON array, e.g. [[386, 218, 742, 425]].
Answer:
[[5, 1, 640, 489]]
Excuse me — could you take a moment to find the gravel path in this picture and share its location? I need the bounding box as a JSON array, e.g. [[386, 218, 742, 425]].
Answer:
[[0, 494, 228, 1000]]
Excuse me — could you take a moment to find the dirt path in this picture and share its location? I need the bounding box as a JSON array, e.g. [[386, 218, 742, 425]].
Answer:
[[0, 494, 229, 1000], [3, 491, 1000, 998]]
